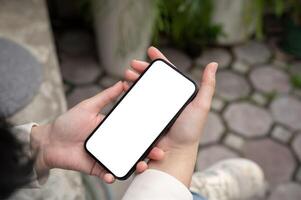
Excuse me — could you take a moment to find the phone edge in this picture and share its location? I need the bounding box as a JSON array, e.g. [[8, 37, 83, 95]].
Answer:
[[84, 58, 199, 180]]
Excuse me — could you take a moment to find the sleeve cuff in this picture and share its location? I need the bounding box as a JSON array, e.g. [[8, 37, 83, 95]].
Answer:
[[12, 123, 49, 187], [122, 169, 193, 200]]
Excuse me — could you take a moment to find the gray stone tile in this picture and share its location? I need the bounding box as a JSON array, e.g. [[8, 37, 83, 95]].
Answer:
[[224, 102, 273, 138], [67, 85, 102, 108], [250, 65, 291, 93], [292, 133, 301, 161], [101, 101, 116, 115], [216, 71, 251, 101], [61, 55, 101, 85], [232, 60, 250, 74], [271, 125, 293, 144], [268, 182, 301, 200], [196, 48, 232, 69], [211, 97, 225, 112], [161, 47, 192, 72], [196, 145, 239, 171], [270, 96, 301, 131], [233, 41, 272, 65], [189, 67, 203, 84], [294, 89, 301, 98], [251, 92, 268, 106], [242, 139, 297, 188], [223, 133, 245, 151], [289, 61, 301, 76], [200, 112, 225, 145]]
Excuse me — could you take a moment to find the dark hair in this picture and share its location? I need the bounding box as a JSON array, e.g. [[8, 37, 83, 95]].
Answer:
[[0, 118, 34, 199]]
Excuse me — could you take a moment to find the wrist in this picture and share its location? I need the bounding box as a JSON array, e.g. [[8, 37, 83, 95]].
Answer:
[[30, 124, 52, 177], [148, 143, 198, 187]]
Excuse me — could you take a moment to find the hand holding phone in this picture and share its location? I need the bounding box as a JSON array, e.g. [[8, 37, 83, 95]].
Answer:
[[125, 47, 218, 186], [85, 59, 198, 179]]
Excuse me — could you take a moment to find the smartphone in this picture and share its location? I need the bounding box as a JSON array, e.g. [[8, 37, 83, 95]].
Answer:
[[84, 59, 198, 179]]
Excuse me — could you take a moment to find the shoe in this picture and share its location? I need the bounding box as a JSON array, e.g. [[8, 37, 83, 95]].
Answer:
[[190, 158, 267, 200]]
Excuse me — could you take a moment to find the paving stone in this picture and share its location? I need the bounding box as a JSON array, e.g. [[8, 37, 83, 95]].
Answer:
[[242, 139, 296, 188], [67, 85, 102, 108], [200, 112, 225, 145], [224, 133, 245, 151], [232, 60, 250, 74], [292, 133, 301, 161], [250, 65, 291, 93], [294, 89, 301, 98], [272, 59, 288, 70], [289, 61, 301, 76], [196, 145, 239, 171], [196, 48, 231, 69], [274, 47, 293, 63], [271, 125, 293, 144], [161, 47, 192, 72], [61, 55, 101, 85], [57, 30, 94, 56], [216, 71, 251, 101], [211, 97, 225, 111], [224, 102, 273, 138], [189, 67, 202, 84], [270, 96, 301, 131], [0, 38, 42, 117], [99, 75, 120, 88], [251, 92, 268, 106], [233, 41, 272, 65], [268, 182, 301, 200], [101, 101, 116, 115]]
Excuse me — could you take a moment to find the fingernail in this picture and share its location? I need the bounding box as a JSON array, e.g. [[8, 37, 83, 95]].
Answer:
[[210, 62, 218, 75]]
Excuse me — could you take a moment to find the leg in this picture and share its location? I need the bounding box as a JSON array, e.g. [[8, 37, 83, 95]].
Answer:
[[192, 191, 207, 200], [190, 158, 267, 200]]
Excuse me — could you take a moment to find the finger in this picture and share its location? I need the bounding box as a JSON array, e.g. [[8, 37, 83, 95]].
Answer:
[[136, 161, 148, 173], [147, 46, 170, 62], [147, 147, 165, 161], [130, 59, 149, 73], [86, 81, 123, 110], [192, 62, 218, 111], [122, 81, 130, 91], [103, 173, 115, 184], [124, 69, 140, 82]]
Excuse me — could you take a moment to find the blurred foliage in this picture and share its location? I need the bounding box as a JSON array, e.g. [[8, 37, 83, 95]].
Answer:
[[153, 0, 222, 56], [247, 0, 301, 40], [291, 75, 301, 89], [75, 0, 93, 23]]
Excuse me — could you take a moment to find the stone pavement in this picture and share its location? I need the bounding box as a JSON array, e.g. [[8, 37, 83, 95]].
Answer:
[[57, 29, 301, 199]]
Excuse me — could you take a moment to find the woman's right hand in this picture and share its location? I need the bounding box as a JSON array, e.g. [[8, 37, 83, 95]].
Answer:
[[124, 46, 218, 186]]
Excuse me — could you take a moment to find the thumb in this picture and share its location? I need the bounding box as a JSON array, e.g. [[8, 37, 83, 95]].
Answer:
[[86, 81, 124, 111]]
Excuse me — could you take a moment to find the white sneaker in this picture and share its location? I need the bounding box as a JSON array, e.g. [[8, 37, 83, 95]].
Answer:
[[190, 158, 267, 200]]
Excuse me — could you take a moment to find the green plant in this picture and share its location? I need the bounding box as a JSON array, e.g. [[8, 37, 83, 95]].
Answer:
[[246, 0, 301, 40], [153, 0, 222, 56], [291, 75, 301, 89], [245, 0, 286, 40]]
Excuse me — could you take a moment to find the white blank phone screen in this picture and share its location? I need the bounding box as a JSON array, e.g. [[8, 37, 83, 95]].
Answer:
[[86, 60, 196, 178]]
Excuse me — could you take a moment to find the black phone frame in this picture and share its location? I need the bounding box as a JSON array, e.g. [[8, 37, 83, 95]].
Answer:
[[84, 58, 199, 180]]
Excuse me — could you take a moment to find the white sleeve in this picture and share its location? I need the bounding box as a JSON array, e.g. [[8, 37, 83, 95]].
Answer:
[[122, 169, 193, 200], [11, 123, 49, 187]]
